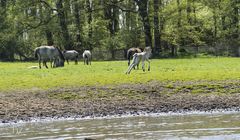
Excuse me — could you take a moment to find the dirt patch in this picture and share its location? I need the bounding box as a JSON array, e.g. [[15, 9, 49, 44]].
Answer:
[[1, 80, 240, 123]]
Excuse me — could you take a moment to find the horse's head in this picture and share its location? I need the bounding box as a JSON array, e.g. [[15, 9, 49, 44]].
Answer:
[[144, 46, 152, 53], [54, 58, 65, 67], [58, 59, 65, 67]]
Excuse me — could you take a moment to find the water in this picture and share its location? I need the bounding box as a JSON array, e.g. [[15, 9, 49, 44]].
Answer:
[[1, 112, 240, 140]]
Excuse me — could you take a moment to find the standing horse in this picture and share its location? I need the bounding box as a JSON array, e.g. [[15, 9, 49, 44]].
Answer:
[[62, 50, 79, 64], [34, 46, 65, 69], [82, 50, 92, 65], [126, 47, 152, 74], [126, 47, 142, 69]]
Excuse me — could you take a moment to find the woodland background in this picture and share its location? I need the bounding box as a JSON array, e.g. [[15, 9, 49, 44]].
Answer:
[[0, 0, 239, 61]]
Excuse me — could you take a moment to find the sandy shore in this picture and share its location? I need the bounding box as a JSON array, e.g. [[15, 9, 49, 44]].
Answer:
[[1, 81, 240, 123]]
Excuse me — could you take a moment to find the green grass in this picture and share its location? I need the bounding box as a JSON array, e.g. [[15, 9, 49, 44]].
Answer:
[[1, 57, 240, 91]]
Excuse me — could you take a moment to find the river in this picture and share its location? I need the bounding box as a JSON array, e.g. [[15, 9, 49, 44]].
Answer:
[[1, 112, 240, 140]]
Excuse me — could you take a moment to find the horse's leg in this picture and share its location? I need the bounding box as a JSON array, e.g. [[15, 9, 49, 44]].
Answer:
[[53, 59, 57, 68], [142, 58, 145, 72], [126, 57, 138, 74], [146, 59, 150, 71], [45, 61, 48, 69], [75, 57, 78, 64], [50, 60, 53, 68], [38, 60, 41, 69], [42, 60, 45, 68], [126, 63, 136, 74]]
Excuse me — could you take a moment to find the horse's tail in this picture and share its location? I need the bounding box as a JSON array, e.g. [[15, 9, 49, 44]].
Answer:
[[127, 49, 131, 60], [34, 48, 39, 59]]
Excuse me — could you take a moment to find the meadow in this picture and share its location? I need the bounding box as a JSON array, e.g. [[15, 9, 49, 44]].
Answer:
[[1, 57, 240, 91]]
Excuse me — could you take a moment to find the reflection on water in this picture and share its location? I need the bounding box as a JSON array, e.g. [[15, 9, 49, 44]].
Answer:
[[1, 112, 240, 140]]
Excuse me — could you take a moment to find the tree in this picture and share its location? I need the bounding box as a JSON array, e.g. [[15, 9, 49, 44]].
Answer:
[[73, 0, 83, 50], [153, 0, 161, 55], [134, 0, 152, 48], [56, 0, 72, 50]]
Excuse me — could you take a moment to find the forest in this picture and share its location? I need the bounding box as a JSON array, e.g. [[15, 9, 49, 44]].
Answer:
[[0, 0, 239, 61]]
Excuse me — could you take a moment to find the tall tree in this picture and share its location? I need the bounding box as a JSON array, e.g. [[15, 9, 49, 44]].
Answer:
[[134, 0, 152, 48], [186, 0, 192, 25], [153, 0, 161, 55], [230, 0, 239, 56], [86, 0, 93, 50], [39, 3, 54, 46], [56, 0, 72, 50], [73, 0, 82, 49], [103, 0, 120, 59]]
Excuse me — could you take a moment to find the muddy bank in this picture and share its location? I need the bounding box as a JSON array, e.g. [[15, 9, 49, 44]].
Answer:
[[1, 80, 240, 123]]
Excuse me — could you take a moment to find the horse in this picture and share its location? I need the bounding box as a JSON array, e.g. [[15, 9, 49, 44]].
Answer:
[[62, 50, 79, 64], [126, 47, 152, 74], [34, 46, 65, 69], [126, 47, 142, 69], [82, 50, 92, 65]]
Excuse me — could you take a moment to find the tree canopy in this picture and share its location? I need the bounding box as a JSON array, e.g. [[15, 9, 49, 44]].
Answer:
[[0, 0, 239, 60]]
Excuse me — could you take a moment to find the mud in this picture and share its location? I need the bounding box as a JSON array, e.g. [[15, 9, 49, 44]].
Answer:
[[1, 80, 240, 123]]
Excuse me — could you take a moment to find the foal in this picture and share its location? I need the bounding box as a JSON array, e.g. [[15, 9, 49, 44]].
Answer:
[[126, 47, 152, 74]]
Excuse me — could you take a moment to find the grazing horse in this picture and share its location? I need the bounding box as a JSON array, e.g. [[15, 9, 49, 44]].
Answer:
[[62, 50, 79, 64], [82, 50, 92, 65], [127, 47, 142, 69], [34, 46, 65, 69], [126, 47, 152, 74]]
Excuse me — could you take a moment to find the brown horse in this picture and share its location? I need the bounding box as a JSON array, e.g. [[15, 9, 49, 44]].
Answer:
[[127, 47, 142, 69]]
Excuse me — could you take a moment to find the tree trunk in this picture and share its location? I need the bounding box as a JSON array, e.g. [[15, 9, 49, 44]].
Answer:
[[73, 0, 82, 49], [56, 0, 72, 50], [177, 0, 184, 47], [135, 0, 152, 48], [230, 0, 239, 56], [45, 28, 54, 46], [232, 0, 239, 39], [86, 0, 93, 50], [153, 0, 161, 55], [1, 0, 14, 61], [177, 0, 181, 27], [39, 3, 54, 46], [186, 0, 192, 25], [213, 7, 217, 40]]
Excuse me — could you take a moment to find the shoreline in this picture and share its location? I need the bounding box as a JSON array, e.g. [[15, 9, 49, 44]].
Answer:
[[1, 80, 240, 123], [1, 109, 240, 126]]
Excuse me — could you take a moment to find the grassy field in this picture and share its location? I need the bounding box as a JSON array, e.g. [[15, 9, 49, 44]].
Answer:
[[1, 57, 240, 91]]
